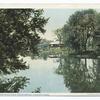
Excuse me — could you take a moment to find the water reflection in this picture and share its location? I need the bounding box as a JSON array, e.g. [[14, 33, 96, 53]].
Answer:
[[56, 54, 100, 92], [19, 57, 68, 93], [1, 48, 100, 93]]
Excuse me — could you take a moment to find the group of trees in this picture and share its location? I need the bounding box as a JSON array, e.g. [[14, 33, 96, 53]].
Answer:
[[55, 9, 100, 54], [0, 9, 48, 74], [55, 9, 100, 92], [0, 9, 48, 92]]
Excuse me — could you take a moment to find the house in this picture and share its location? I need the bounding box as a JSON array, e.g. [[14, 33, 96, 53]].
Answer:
[[49, 41, 64, 48]]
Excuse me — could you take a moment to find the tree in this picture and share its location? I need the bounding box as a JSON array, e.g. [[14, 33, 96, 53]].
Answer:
[[62, 24, 80, 52], [71, 9, 96, 51], [54, 28, 63, 44], [0, 9, 48, 74], [0, 77, 29, 93], [61, 9, 97, 53]]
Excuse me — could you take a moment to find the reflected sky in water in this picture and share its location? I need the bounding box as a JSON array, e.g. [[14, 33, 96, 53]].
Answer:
[[11, 57, 69, 93], [1, 55, 100, 93]]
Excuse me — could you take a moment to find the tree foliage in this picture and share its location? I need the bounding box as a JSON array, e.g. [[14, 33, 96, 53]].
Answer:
[[55, 9, 100, 53], [68, 9, 97, 52], [0, 9, 48, 74], [54, 28, 63, 44], [0, 76, 29, 93]]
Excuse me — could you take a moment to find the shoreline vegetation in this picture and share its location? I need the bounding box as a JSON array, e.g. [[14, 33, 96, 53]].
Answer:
[[39, 9, 100, 60]]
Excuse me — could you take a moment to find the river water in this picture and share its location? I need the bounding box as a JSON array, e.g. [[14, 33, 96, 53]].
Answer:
[[8, 57, 69, 93], [1, 55, 100, 93]]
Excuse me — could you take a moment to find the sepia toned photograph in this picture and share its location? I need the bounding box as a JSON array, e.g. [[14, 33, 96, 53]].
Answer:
[[0, 4, 100, 94]]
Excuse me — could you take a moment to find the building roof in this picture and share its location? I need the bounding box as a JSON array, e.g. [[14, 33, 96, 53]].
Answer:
[[50, 41, 60, 44]]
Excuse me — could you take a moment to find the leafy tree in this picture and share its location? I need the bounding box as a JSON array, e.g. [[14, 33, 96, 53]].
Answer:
[[59, 9, 98, 53], [0, 76, 29, 93], [54, 28, 63, 44], [69, 9, 97, 51], [62, 24, 80, 52], [0, 9, 48, 74]]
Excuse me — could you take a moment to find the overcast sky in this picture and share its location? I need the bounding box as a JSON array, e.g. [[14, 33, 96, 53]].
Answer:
[[40, 9, 100, 41]]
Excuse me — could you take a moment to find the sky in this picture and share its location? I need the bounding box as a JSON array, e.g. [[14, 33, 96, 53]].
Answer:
[[40, 8, 100, 41]]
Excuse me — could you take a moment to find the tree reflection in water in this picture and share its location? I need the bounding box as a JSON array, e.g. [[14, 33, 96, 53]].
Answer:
[[0, 76, 29, 93], [56, 54, 100, 93]]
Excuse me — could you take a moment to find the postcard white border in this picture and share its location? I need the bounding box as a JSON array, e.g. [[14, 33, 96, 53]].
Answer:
[[0, 3, 100, 96], [0, 3, 100, 8]]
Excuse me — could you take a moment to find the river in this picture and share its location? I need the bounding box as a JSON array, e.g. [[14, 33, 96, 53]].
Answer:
[[5, 57, 69, 93], [1, 55, 100, 93]]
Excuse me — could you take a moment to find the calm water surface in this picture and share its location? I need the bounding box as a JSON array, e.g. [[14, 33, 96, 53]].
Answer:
[[2, 55, 99, 93], [7, 57, 69, 93]]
